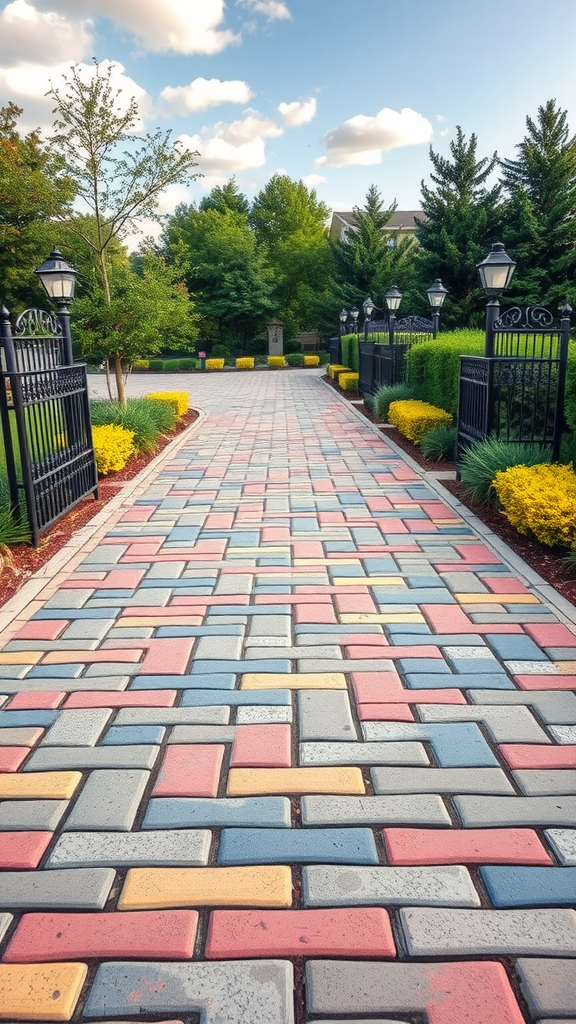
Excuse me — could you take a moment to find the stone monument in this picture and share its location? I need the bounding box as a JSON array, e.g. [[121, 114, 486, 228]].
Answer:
[[267, 319, 284, 356]]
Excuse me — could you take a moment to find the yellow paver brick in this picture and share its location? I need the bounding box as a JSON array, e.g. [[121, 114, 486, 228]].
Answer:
[[339, 613, 425, 624], [0, 771, 82, 799], [119, 616, 203, 628], [455, 593, 539, 604], [42, 650, 142, 664], [119, 865, 292, 910], [0, 652, 43, 664], [0, 962, 87, 1021], [241, 673, 346, 690], [554, 662, 576, 674], [332, 577, 406, 587], [227, 766, 365, 795]]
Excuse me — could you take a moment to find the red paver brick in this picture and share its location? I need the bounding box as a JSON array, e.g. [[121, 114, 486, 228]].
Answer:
[[422, 604, 523, 635], [120, 505, 156, 522], [351, 672, 466, 705], [126, 540, 165, 557], [0, 831, 53, 869], [231, 725, 292, 768], [294, 603, 337, 624], [454, 544, 501, 564], [357, 704, 415, 721], [3, 909, 198, 962], [62, 569, 145, 590], [499, 744, 576, 769], [383, 827, 553, 865], [482, 577, 530, 594], [204, 514, 234, 529], [291, 541, 324, 558], [366, 497, 394, 511], [0, 747, 30, 772], [334, 593, 378, 614], [515, 674, 576, 690], [63, 691, 178, 708], [318, 512, 346, 524], [205, 907, 395, 958], [6, 692, 65, 710], [523, 623, 576, 646], [13, 620, 69, 641], [152, 744, 225, 797], [406, 520, 438, 532], [420, 501, 459, 519], [376, 518, 409, 534], [140, 639, 195, 675], [339, 633, 389, 647], [262, 527, 290, 543]]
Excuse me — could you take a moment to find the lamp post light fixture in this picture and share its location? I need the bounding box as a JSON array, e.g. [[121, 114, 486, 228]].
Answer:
[[363, 295, 375, 342], [476, 242, 516, 357], [426, 278, 448, 338], [339, 308, 348, 336], [350, 306, 359, 335], [35, 249, 78, 364], [385, 284, 402, 345]]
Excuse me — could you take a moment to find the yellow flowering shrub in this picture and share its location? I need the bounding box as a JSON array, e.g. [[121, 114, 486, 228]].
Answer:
[[132, 359, 149, 370], [92, 424, 135, 476], [304, 355, 320, 367], [145, 392, 188, 418], [339, 372, 359, 392], [328, 364, 350, 379], [236, 357, 255, 370], [493, 462, 576, 548], [388, 399, 452, 444], [205, 359, 225, 371], [268, 356, 286, 368]]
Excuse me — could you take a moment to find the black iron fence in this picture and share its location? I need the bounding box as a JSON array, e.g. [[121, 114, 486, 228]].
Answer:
[[457, 305, 570, 463], [0, 307, 98, 546], [358, 315, 434, 397]]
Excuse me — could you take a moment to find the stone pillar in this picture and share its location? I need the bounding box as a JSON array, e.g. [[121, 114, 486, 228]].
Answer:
[[267, 320, 284, 356]]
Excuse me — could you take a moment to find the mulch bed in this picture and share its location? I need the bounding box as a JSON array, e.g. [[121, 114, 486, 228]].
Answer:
[[329, 377, 576, 608], [0, 410, 198, 610]]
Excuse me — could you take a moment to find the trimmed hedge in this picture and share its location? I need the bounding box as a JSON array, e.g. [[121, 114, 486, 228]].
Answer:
[[388, 399, 452, 444], [405, 330, 484, 416], [339, 372, 359, 393], [493, 462, 576, 548], [205, 358, 224, 371], [286, 353, 304, 366], [92, 424, 135, 475], [268, 356, 286, 368], [236, 357, 255, 370], [340, 334, 360, 373], [304, 354, 320, 367], [145, 392, 188, 418]]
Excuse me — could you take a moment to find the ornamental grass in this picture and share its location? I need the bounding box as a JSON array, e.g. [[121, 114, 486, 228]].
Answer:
[[90, 397, 177, 452], [388, 399, 452, 444], [493, 462, 576, 548], [92, 424, 135, 475]]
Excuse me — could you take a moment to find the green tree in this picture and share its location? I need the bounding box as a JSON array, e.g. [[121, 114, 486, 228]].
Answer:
[[330, 184, 417, 320], [47, 61, 200, 398], [501, 99, 576, 307], [249, 174, 333, 336], [163, 202, 275, 349], [72, 254, 197, 403], [0, 103, 74, 310], [416, 127, 502, 327], [199, 176, 249, 216]]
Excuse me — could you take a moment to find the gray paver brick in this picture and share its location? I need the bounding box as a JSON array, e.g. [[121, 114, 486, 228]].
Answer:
[[83, 960, 295, 1023], [301, 794, 450, 826], [0, 799, 70, 831], [236, 705, 292, 723], [0, 912, 13, 942], [300, 741, 429, 766], [546, 829, 576, 866], [63, 769, 149, 831], [298, 690, 356, 741], [549, 725, 576, 742], [416, 704, 549, 743], [0, 726, 45, 746], [400, 907, 576, 955], [114, 707, 230, 726], [468, 689, 576, 724], [23, 745, 159, 771], [40, 708, 113, 746], [514, 770, 576, 795], [303, 864, 480, 907], [454, 795, 576, 827], [47, 829, 211, 867], [516, 959, 576, 1017], [0, 868, 115, 909], [371, 766, 515, 794], [168, 725, 236, 743]]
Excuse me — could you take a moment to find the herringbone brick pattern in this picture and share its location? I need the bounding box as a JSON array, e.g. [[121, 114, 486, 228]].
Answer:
[[0, 370, 575, 1022]]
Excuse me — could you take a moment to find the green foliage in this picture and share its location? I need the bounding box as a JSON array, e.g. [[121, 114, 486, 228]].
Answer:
[[374, 383, 414, 420], [406, 330, 484, 415], [178, 358, 197, 370], [340, 334, 360, 372], [148, 359, 163, 371], [416, 127, 502, 327], [420, 424, 457, 461], [199, 177, 249, 216], [284, 339, 302, 354], [564, 343, 576, 430], [211, 344, 231, 358], [285, 353, 304, 366], [364, 393, 376, 413], [458, 438, 553, 504], [0, 503, 30, 546], [90, 397, 177, 452]]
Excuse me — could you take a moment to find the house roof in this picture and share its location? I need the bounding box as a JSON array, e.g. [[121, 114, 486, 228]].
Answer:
[[329, 210, 423, 238]]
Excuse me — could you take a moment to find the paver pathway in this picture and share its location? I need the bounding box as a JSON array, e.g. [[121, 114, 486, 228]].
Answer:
[[1, 369, 576, 1024]]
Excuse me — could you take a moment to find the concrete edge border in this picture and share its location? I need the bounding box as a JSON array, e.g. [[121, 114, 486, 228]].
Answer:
[[322, 377, 576, 629], [0, 406, 208, 634]]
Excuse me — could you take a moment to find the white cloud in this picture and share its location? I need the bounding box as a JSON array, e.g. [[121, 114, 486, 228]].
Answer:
[[0, 0, 92, 66], [278, 97, 316, 127], [315, 106, 433, 168], [302, 173, 326, 189], [32, 0, 239, 55], [160, 78, 253, 115], [236, 0, 291, 20], [178, 111, 283, 176]]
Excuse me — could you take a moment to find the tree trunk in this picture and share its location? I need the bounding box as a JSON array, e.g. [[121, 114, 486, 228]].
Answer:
[[114, 352, 126, 407]]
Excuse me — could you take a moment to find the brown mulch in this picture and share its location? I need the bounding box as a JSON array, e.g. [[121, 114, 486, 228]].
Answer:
[[328, 376, 576, 609], [0, 410, 198, 610]]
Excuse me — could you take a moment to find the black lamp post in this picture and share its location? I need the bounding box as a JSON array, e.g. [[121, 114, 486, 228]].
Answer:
[[339, 308, 348, 336], [35, 249, 78, 365], [385, 284, 402, 345], [476, 242, 516, 357], [426, 278, 448, 338], [363, 296, 375, 342], [350, 306, 359, 335]]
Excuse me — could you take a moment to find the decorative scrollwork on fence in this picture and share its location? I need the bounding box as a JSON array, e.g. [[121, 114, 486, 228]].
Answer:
[[395, 315, 433, 333], [14, 308, 62, 338], [460, 358, 489, 383], [494, 360, 556, 389], [494, 305, 554, 330]]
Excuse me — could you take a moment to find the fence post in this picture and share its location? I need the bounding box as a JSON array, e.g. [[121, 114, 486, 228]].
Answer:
[[552, 303, 571, 462], [0, 307, 21, 517]]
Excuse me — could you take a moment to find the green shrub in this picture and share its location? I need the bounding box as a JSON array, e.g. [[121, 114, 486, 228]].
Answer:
[[374, 383, 414, 420], [405, 330, 484, 416], [90, 397, 177, 452], [0, 503, 30, 547], [211, 344, 231, 359], [364, 393, 376, 413], [420, 424, 457, 462], [389, 399, 452, 443], [339, 372, 359, 393], [318, 351, 330, 365], [458, 437, 553, 504], [566, 339, 576, 429], [286, 353, 304, 366], [148, 359, 163, 371], [243, 337, 268, 355], [178, 358, 197, 370], [340, 333, 360, 372], [92, 423, 135, 475], [284, 339, 302, 354]]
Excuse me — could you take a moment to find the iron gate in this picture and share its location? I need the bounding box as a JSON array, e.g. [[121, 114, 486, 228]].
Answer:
[[0, 306, 98, 546], [359, 315, 434, 396], [457, 305, 570, 463]]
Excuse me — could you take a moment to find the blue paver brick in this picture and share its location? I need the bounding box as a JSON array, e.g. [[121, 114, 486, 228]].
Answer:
[[405, 673, 513, 689], [143, 796, 292, 829], [218, 827, 378, 865], [0, 710, 60, 727], [102, 725, 166, 745], [133, 674, 236, 690], [28, 665, 83, 678], [190, 659, 292, 674], [480, 866, 576, 907], [181, 689, 291, 706], [397, 660, 450, 674], [485, 634, 550, 661]]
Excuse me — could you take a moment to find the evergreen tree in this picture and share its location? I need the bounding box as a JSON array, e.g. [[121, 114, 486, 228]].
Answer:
[[199, 177, 249, 217], [416, 127, 502, 327], [501, 99, 576, 307]]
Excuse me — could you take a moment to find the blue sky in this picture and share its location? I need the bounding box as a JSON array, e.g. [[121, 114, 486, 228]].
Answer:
[[1, 0, 575, 227]]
